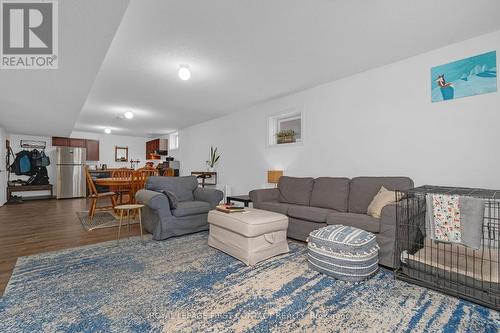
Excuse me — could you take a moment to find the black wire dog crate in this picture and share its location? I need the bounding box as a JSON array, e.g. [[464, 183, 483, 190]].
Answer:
[[395, 185, 499, 309]]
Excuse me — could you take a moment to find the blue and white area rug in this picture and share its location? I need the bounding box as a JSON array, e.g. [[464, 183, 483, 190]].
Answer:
[[0, 232, 498, 332]]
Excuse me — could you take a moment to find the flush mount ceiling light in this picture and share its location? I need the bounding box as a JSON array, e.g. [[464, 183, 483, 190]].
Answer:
[[124, 111, 134, 119], [178, 65, 191, 81], [104, 128, 112, 134]]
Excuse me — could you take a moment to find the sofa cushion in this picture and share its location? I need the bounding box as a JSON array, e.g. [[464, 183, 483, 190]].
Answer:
[[287, 218, 325, 241], [172, 201, 211, 217], [146, 176, 198, 202], [258, 201, 291, 215], [278, 176, 314, 205], [288, 205, 337, 223], [326, 212, 380, 233], [310, 177, 350, 212], [348, 177, 413, 214]]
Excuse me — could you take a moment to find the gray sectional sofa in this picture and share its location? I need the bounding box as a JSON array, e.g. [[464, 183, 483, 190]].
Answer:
[[136, 176, 223, 240], [249, 176, 414, 267]]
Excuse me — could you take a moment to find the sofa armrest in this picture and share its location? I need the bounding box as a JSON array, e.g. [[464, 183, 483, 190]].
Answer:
[[249, 188, 280, 206], [193, 188, 223, 209], [135, 189, 172, 217], [379, 203, 397, 235]]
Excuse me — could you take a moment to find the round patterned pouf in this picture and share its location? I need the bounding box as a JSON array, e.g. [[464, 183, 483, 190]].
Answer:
[[307, 225, 379, 282]]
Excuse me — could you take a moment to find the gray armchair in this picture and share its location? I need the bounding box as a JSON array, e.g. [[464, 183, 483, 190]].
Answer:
[[136, 176, 223, 240]]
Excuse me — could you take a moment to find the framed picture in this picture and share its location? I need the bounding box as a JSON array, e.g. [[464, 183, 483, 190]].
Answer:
[[114, 146, 128, 162], [431, 51, 497, 103]]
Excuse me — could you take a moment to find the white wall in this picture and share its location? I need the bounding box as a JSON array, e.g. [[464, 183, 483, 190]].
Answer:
[[0, 126, 8, 205], [70, 131, 149, 168], [175, 30, 500, 195]]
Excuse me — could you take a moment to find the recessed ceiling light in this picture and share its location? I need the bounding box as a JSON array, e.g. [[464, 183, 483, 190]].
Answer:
[[178, 65, 191, 81], [124, 111, 134, 119], [104, 128, 111, 134]]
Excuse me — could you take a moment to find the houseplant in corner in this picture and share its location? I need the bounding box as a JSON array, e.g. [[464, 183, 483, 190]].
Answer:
[[206, 146, 221, 172], [276, 129, 296, 144]]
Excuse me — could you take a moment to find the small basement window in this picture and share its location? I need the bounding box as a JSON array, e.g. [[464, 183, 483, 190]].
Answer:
[[268, 111, 302, 146], [169, 132, 179, 150]]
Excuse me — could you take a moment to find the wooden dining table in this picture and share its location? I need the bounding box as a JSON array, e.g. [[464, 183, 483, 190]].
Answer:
[[94, 177, 133, 204], [94, 177, 132, 187]]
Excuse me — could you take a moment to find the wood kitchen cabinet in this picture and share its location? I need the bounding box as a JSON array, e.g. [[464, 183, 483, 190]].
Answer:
[[52, 137, 70, 146], [85, 139, 99, 161], [52, 136, 100, 161], [146, 139, 159, 160], [69, 138, 86, 148], [145, 138, 167, 160]]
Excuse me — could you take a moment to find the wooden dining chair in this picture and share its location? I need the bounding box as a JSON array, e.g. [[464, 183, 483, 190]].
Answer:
[[136, 167, 158, 177], [129, 170, 149, 204], [163, 168, 174, 177], [111, 168, 133, 204], [127, 167, 156, 206], [84, 167, 117, 221]]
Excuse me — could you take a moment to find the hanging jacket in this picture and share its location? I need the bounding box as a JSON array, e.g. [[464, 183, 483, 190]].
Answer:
[[33, 149, 50, 167], [10, 150, 33, 175]]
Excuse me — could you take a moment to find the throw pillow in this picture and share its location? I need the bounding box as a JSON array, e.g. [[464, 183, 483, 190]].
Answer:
[[162, 190, 179, 209], [367, 186, 397, 219]]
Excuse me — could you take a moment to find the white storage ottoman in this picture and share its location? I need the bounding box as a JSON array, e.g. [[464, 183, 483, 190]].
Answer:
[[208, 208, 289, 266]]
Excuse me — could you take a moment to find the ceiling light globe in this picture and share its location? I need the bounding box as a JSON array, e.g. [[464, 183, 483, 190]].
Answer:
[[124, 111, 134, 119], [104, 128, 112, 134], [178, 66, 191, 80]]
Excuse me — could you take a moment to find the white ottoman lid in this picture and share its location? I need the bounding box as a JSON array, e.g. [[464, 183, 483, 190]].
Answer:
[[208, 208, 288, 237]]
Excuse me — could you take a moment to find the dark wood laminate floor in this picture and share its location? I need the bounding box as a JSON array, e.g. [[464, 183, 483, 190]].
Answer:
[[0, 198, 143, 295]]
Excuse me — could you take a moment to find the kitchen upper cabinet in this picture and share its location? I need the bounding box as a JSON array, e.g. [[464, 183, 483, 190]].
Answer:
[[146, 139, 158, 160], [52, 136, 100, 161], [52, 137, 69, 146], [69, 138, 86, 148], [146, 138, 167, 160], [85, 139, 99, 161]]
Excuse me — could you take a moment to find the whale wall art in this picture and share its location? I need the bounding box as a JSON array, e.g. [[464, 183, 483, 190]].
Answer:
[[431, 51, 497, 103]]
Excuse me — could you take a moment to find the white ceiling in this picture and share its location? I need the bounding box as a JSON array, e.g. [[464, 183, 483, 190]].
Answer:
[[3, 1, 500, 138], [0, 0, 129, 137]]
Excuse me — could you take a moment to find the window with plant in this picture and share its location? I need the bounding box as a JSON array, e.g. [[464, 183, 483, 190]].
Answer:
[[268, 110, 302, 145]]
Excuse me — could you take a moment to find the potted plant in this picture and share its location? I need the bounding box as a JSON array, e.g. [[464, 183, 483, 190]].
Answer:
[[206, 146, 221, 172], [276, 129, 296, 144]]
